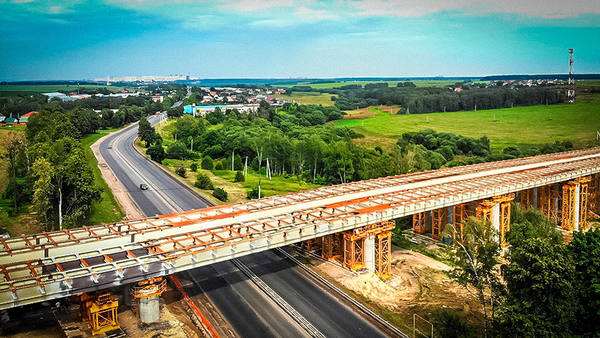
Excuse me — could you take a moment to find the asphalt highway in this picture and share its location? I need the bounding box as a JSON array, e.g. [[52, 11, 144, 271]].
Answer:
[[98, 115, 388, 337]]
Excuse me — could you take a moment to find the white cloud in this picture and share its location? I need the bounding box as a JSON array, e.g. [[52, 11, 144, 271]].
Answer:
[[219, 0, 295, 12], [349, 0, 600, 19]]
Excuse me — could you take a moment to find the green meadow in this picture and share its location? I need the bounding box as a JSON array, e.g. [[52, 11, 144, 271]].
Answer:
[[334, 102, 600, 150]]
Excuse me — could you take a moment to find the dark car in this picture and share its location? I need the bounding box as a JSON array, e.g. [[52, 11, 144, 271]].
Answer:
[[140, 183, 149, 190]]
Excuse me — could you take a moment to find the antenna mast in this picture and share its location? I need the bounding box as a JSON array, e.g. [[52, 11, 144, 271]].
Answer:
[[568, 48, 575, 104]]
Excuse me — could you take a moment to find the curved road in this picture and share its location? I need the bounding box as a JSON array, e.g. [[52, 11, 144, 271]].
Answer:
[[99, 115, 388, 337]]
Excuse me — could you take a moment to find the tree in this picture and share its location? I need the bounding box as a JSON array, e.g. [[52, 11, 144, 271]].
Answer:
[[568, 229, 600, 335], [235, 171, 245, 182], [166, 142, 190, 159], [2, 132, 26, 212], [31, 158, 54, 224], [138, 117, 156, 147], [431, 308, 473, 338], [194, 173, 214, 190], [213, 187, 228, 201], [147, 142, 166, 163], [444, 218, 502, 337], [499, 238, 576, 336], [201, 155, 214, 170], [190, 162, 198, 172]]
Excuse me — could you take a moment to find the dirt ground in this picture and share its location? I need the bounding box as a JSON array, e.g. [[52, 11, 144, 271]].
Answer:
[[91, 131, 145, 220], [298, 244, 483, 332]]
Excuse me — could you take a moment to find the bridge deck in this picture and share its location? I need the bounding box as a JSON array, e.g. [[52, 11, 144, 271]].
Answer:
[[0, 147, 599, 309]]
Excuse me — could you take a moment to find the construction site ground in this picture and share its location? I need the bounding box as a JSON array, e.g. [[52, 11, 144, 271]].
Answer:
[[2, 283, 205, 338], [290, 233, 484, 334]]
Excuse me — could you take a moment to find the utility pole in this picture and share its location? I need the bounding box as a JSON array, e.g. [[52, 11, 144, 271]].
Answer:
[[244, 156, 248, 176], [568, 48, 575, 104], [231, 150, 234, 171]]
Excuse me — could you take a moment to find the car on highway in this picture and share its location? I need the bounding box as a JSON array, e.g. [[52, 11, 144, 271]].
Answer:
[[140, 183, 149, 190]]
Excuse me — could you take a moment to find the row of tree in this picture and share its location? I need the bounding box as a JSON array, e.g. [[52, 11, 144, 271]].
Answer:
[[444, 208, 600, 337]]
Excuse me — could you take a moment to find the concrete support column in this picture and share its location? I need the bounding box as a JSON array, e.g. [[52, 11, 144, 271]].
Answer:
[[364, 235, 375, 271], [139, 296, 160, 323], [492, 203, 501, 243], [447, 207, 454, 225], [533, 187, 538, 209], [574, 184, 581, 231]]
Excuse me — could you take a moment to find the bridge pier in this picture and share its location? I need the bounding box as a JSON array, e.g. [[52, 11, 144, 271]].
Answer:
[[561, 177, 590, 231], [338, 221, 395, 278], [131, 277, 167, 324]]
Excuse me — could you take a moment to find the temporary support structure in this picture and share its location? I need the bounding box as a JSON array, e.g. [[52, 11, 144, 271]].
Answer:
[[375, 231, 392, 279], [131, 277, 167, 323], [322, 233, 343, 261], [74, 292, 120, 335], [476, 200, 494, 223], [476, 194, 514, 247], [577, 177, 590, 230], [519, 188, 534, 209], [341, 221, 395, 275], [343, 234, 365, 271], [590, 174, 600, 214], [562, 182, 578, 231], [453, 203, 470, 243], [431, 208, 448, 240], [498, 197, 512, 248], [301, 238, 321, 251], [412, 212, 426, 234], [538, 185, 553, 220]]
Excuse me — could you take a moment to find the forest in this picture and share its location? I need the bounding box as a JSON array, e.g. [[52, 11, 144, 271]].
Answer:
[[143, 101, 573, 198], [286, 82, 565, 113]]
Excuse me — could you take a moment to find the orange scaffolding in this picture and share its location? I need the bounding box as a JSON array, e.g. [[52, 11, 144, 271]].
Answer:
[[301, 238, 321, 251], [577, 177, 591, 230], [343, 234, 365, 271], [520, 188, 534, 209], [475, 194, 514, 247], [590, 174, 600, 215], [562, 182, 578, 231], [431, 208, 448, 240], [322, 233, 343, 261], [375, 231, 392, 279], [73, 292, 120, 335], [412, 212, 427, 234], [453, 203, 470, 243], [538, 185, 553, 220], [341, 221, 395, 276]]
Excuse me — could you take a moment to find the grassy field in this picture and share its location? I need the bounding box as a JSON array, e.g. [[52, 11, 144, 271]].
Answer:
[[335, 101, 600, 150], [212, 169, 320, 197], [275, 92, 336, 106], [0, 84, 125, 93], [81, 129, 125, 224], [279, 79, 477, 89]]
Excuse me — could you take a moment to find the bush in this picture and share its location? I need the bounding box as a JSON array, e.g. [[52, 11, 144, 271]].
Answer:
[[213, 188, 228, 201], [201, 155, 214, 170], [194, 173, 214, 190], [215, 161, 224, 170], [235, 171, 245, 182], [431, 308, 472, 338], [247, 187, 259, 199], [190, 162, 198, 172], [175, 166, 186, 178]]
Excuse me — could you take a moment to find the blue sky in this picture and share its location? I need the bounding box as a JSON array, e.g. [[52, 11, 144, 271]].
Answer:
[[1, 0, 599, 80]]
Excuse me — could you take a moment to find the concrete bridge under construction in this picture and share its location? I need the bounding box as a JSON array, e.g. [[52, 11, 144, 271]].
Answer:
[[1, 147, 599, 329]]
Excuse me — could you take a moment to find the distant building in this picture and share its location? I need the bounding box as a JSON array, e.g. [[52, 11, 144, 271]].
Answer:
[[18, 111, 39, 124], [152, 95, 164, 103]]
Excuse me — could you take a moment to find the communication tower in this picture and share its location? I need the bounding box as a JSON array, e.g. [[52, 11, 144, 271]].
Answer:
[[568, 48, 575, 103]]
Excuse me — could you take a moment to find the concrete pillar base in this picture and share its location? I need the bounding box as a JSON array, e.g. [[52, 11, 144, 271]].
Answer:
[[365, 235, 375, 271], [139, 295, 160, 323]]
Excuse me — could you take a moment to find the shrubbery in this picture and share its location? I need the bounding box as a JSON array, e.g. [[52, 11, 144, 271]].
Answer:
[[213, 188, 228, 201], [194, 173, 214, 190]]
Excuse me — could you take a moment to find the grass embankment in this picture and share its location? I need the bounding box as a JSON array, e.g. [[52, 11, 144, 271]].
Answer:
[[335, 101, 600, 150], [81, 129, 125, 224], [275, 92, 337, 106]]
